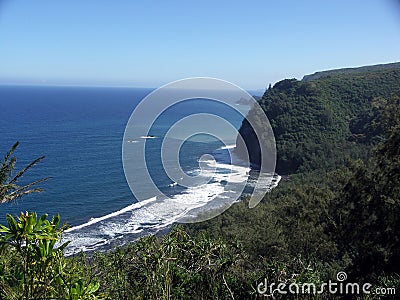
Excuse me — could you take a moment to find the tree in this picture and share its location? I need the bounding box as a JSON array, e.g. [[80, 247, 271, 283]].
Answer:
[[332, 95, 400, 279], [0, 142, 49, 204]]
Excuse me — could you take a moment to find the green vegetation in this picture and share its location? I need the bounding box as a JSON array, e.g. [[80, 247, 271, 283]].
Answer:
[[190, 66, 400, 297], [302, 62, 400, 82], [1, 64, 399, 299], [240, 66, 400, 174], [0, 142, 49, 204]]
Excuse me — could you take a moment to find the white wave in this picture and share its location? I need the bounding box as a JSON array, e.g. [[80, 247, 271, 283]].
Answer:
[[215, 163, 250, 183], [63, 185, 222, 254], [201, 148, 250, 184], [140, 135, 157, 139], [197, 158, 215, 163], [169, 182, 224, 206], [218, 144, 236, 150], [245, 173, 281, 192], [65, 196, 157, 233], [62, 144, 277, 256]]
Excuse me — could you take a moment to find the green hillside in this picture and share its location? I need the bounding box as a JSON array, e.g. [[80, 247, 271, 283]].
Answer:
[[240, 63, 400, 174], [188, 63, 400, 296], [302, 62, 400, 81]]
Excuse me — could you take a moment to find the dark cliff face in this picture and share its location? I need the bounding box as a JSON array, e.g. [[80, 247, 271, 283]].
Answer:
[[234, 107, 276, 173], [235, 118, 261, 169]]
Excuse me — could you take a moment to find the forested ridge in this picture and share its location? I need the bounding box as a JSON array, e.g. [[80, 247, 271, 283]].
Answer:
[[239, 65, 400, 174], [1, 64, 399, 299], [302, 62, 400, 81]]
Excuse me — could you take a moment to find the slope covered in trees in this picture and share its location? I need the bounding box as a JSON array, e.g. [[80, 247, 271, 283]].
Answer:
[[188, 64, 400, 296], [238, 64, 400, 174], [302, 62, 400, 81]]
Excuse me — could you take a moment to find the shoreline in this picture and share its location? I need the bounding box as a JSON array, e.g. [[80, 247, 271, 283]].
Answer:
[[63, 144, 280, 256]]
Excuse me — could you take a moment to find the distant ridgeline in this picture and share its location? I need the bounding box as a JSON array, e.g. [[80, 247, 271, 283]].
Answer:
[[237, 62, 400, 174], [302, 62, 400, 81]]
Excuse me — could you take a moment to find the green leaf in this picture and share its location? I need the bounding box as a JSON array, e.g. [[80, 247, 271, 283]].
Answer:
[[6, 214, 17, 233]]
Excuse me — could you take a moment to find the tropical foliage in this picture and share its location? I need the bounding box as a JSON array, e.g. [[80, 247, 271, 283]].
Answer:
[[0, 142, 48, 204]]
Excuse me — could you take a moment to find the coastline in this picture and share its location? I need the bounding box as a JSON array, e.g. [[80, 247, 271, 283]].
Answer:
[[63, 145, 281, 257]]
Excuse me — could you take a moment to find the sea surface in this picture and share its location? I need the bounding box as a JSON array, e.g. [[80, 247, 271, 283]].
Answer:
[[0, 85, 267, 255]]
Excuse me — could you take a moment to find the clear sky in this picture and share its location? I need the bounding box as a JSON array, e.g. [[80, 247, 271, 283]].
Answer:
[[0, 0, 399, 89]]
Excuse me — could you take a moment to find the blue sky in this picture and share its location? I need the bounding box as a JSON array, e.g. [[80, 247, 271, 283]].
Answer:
[[0, 0, 399, 89]]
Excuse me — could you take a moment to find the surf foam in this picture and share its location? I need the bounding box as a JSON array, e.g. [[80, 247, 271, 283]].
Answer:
[[62, 145, 274, 256]]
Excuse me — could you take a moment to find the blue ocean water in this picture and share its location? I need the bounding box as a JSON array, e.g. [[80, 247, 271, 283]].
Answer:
[[0, 85, 149, 225], [0, 85, 252, 254]]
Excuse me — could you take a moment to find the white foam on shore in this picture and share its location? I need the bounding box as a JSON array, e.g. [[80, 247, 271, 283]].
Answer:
[[63, 170, 237, 255], [65, 196, 157, 233], [62, 145, 277, 256]]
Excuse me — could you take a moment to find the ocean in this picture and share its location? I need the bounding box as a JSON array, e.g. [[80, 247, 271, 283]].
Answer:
[[0, 84, 265, 255]]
